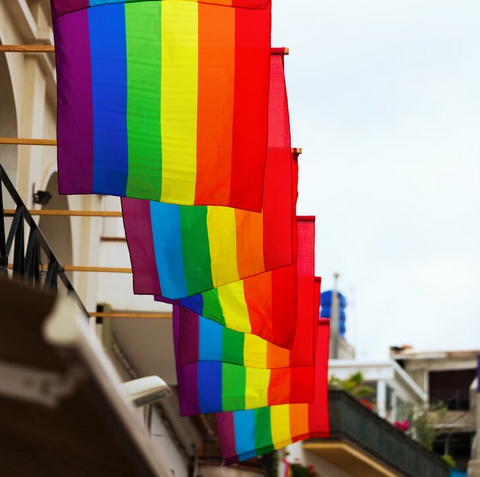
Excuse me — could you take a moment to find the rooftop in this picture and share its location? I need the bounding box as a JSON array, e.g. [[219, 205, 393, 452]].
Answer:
[[390, 346, 480, 361]]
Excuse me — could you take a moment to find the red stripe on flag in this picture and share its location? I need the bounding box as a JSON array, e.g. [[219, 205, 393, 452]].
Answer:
[[229, 2, 271, 211]]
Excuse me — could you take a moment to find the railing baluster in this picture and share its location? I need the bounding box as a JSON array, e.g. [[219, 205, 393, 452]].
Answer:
[[44, 259, 58, 292], [12, 207, 25, 279], [5, 206, 22, 257], [25, 227, 40, 285], [0, 169, 7, 276]]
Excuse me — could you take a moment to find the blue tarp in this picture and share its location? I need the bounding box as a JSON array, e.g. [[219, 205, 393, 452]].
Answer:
[[320, 290, 347, 337]]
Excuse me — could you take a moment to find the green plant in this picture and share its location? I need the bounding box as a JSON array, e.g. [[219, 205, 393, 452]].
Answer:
[[404, 401, 447, 450], [441, 454, 456, 467], [287, 461, 320, 477], [328, 372, 375, 399]]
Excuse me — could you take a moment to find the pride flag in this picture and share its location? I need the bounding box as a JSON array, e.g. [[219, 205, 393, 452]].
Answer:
[[174, 276, 320, 368], [215, 319, 330, 464], [155, 154, 300, 349], [173, 217, 317, 364], [122, 54, 293, 299], [52, 0, 271, 211], [173, 308, 318, 416]]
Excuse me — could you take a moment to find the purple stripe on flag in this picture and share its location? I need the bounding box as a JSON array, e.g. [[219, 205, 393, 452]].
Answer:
[[54, 8, 94, 194], [52, 0, 89, 17], [121, 198, 161, 295], [178, 308, 200, 364], [177, 364, 200, 416], [173, 305, 200, 415], [173, 305, 180, 357], [216, 412, 238, 463]]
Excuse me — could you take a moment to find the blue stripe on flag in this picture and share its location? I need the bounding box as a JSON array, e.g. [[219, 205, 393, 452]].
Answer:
[[150, 202, 188, 298], [199, 316, 223, 361], [89, 3, 128, 196], [198, 362, 223, 414], [234, 410, 256, 459]]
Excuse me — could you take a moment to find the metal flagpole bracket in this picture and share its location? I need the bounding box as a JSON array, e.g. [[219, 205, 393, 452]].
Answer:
[[0, 360, 85, 408]]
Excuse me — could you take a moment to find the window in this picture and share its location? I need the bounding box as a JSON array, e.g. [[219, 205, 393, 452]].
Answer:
[[429, 370, 476, 411]]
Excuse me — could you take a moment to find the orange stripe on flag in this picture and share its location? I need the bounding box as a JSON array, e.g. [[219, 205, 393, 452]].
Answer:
[[195, 3, 235, 204], [235, 208, 265, 279], [290, 403, 310, 440]]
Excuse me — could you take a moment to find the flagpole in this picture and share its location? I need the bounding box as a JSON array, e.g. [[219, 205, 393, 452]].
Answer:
[[0, 138, 301, 155], [330, 272, 340, 359], [3, 209, 122, 217], [0, 45, 288, 55], [0, 138, 56, 146], [0, 45, 55, 53], [90, 312, 172, 319], [8, 264, 131, 273]]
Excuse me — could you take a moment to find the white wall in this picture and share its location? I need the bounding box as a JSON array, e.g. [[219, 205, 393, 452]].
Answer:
[[151, 411, 190, 477]]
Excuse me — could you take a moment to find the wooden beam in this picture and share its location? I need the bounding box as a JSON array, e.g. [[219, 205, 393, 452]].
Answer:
[[3, 209, 123, 217], [63, 266, 131, 273], [8, 264, 132, 273], [0, 45, 55, 53], [90, 312, 172, 319], [0, 138, 56, 146]]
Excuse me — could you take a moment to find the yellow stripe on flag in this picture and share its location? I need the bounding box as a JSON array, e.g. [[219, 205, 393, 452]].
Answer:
[[207, 207, 239, 287], [218, 281, 252, 333], [245, 367, 271, 409], [271, 404, 292, 448], [243, 333, 268, 368], [160, 1, 198, 204]]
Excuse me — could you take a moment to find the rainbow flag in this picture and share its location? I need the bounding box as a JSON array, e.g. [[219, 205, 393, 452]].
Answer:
[[173, 308, 318, 416], [52, 0, 271, 211], [155, 154, 300, 349], [174, 276, 320, 368], [122, 54, 293, 299], [173, 218, 317, 364], [215, 319, 330, 464]]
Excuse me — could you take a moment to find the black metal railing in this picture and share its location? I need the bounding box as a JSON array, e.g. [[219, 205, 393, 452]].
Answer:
[[314, 390, 450, 477], [0, 164, 89, 317]]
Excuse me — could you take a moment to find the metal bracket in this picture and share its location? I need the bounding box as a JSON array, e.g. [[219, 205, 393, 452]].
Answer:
[[0, 360, 85, 408]]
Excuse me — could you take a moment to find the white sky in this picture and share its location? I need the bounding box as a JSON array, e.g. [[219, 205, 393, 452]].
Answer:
[[272, 0, 480, 358]]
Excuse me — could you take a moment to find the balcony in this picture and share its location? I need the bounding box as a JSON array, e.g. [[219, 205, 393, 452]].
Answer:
[[430, 389, 471, 411], [304, 390, 449, 477]]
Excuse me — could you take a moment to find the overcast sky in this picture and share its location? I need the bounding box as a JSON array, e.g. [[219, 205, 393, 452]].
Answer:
[[271, 0, 480, 358]]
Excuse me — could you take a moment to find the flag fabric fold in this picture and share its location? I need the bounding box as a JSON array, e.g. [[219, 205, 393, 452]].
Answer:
[[174, 221, 317, 367], [173, 300, 319, 416], [122, 54, 293, 299], [215, 319, 330, 465], [52, 0, 270, 17], [155, 153, 299, 349], [175, 348, 316, 416], [174, 276, 320, 368], [53, 0, 271, 211]]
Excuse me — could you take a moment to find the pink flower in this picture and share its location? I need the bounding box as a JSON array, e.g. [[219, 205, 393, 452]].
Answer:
[[394, 420, 409, 431]]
